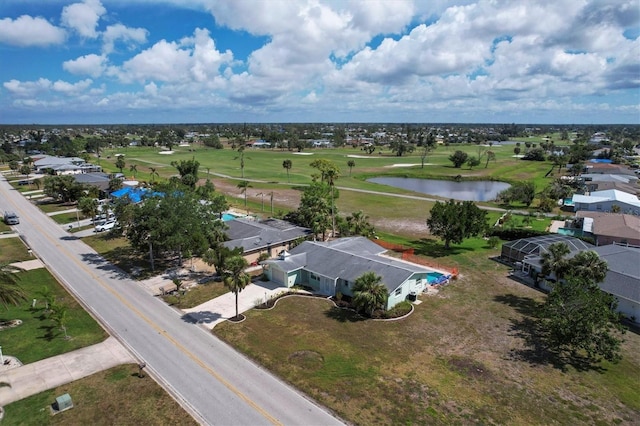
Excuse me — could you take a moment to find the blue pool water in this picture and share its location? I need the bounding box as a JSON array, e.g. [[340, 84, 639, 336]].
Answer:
[[222, 213, 236, 221], [427, 272, 445, 283]]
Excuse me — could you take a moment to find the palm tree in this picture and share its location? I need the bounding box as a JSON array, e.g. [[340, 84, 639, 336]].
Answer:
[[0, 264, 26, 308], [129, 164, 138, 178], [347, 160, 355, 176], [541, 242, 570, 281], [77, 197, 98, 221], [282, 159, 292, 183], [115, 156, 126, 173], [237, 181, 252, 208], [325, 168, 339, 237], [223, 255, 251, 320], [352, 272, 388, 317], [51, 303, 70, 339], [149, 167, 159, 183], [347, 210, 374, 237], [570, 250, 608, 283]]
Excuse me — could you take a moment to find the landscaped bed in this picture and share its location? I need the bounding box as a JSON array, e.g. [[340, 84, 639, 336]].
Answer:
[[214, 255, 640, 425]]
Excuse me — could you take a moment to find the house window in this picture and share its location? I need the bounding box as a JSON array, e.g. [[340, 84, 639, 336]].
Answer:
[[395, 287, 402, 296], [310, 272, 319, 281]]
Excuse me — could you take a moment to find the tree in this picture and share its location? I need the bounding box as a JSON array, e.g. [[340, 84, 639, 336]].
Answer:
[[540, 242, 571, 281], [149, 167, 159, 183], [223, 255, 251, 320], [569, 250, 609, 284], [0, 264, 26, 308], [347, 160, 355, 176], [115, 156, 126, 173], [235, 147, 247, 178], [352, 272, 388, 316], [120, 186, 226, 270], [538, 276, 625, 365], [484, 151, 496, 168], [129, 164, 138, 178], [390, 138, 414, 157], [284, 182, 333, 241], [419, 132, 437, 168], [19, 164, 31, 178], [203, 246, 241, 277], [77, 197, 99, 221], [51, 302, 70, 339], [466, 156, 481, 170], [427, 199, 487, 249], [497, 181, 536, 207], [282, 159, 292, 183], [325, 168, 339, 237], [237, 180, 252, 208], [449, 150, 468, 168], [345, 210, 375, 237], [171, 158, 200, 188], [43, 175, 86, 203]]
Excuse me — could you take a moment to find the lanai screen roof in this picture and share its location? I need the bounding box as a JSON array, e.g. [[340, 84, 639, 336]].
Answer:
[[501, 234, 593, 264]]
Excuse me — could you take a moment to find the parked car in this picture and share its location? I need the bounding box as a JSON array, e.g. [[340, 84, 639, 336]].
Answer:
[[3, 211, 19, 225], [94, 220, 116, 232]]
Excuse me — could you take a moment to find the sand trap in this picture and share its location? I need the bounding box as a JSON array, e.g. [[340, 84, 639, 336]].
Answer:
[[384, 163, 425, 168], [292, 152, 314, 155], [480, 144, 501, 147], [346, 155, 376, 158], [179, 143, 190, 147], [159, 151, 175, 155], [115, 153, 125, 157], [512, 155, 525, 158]]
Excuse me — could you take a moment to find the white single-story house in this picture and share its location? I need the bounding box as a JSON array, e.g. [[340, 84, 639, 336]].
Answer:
[[223, 218, 311, 265], [262, 237, 445, 310], [33, 155, 101, 175], [572, 190, 640, 215], [592, 244, 640, 322], [514, 241, 639, 323]]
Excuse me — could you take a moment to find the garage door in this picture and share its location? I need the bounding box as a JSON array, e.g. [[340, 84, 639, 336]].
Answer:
[[272, 268, 286, 286]]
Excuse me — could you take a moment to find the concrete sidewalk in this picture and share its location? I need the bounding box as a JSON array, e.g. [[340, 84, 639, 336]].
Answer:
[[0, 337, 135, 406], [183, 280, 288, 329]]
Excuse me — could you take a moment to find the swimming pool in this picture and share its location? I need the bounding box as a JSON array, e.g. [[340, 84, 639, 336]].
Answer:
[[427, 272, 444, 283], [222, 213, 237, 221]]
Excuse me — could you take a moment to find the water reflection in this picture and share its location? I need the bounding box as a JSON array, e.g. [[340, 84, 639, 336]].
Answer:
[[367, 177, 510, 202]]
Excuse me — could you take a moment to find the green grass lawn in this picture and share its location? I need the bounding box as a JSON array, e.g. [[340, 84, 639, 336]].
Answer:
[[214, 250, 640, 425], [2, 365, 197, 426], [0, 236, 33, 263], [100, 143, 557, 191], [0, 268, 107, 364], [35, 201, 77, 214]]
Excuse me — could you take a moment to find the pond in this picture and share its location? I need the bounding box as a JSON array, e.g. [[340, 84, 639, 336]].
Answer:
[[367, 177, 511, 202]]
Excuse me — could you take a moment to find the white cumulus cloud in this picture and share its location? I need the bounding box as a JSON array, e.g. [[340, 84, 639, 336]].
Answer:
[[61, 0, 106, 39], [102, 23, 148, 54], [0, 15, 66, 47], [63, 54, 107, 78]]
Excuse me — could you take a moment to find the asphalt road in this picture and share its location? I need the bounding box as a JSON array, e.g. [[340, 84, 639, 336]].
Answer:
[[0, 179, 344, 426]]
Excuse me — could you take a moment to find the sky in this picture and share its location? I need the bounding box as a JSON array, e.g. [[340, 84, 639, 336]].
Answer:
[[0, 0, 639, 125]]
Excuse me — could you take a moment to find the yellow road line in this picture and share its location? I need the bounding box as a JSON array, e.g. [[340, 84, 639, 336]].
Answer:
[[3, 188, 281, 426]]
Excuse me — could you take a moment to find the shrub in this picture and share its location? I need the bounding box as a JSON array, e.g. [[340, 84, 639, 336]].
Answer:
[[488, 236, 500, 249], [384, 301, 412, 318]]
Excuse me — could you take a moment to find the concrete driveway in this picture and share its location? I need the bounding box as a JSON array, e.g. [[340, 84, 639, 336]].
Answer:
[[182, 280, 288, 329]]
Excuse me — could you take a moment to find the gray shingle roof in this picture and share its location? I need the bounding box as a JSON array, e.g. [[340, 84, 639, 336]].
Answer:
[[271, 237, 432, 293], [593, 245, 640, 303], [223, 218, 311, 253]]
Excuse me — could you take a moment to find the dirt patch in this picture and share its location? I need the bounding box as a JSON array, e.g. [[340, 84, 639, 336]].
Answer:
[[289, 350, 324, 371], [447, 356, 494, 380], [209, 178, 430, 238]]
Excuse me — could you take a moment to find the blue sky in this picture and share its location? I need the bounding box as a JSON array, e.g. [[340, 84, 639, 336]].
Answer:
[[0, 0, 638, 125]]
